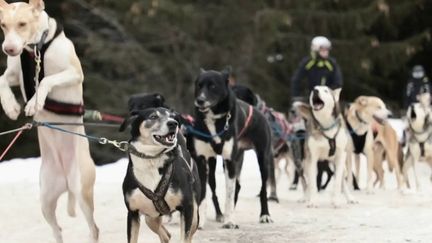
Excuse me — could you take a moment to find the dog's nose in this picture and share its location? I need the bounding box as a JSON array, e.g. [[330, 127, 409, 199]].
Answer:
[[313, 89, 319, 96], [4, 47, 17, 56], [167, 120, 178, 129], [195, 97, 205, 106]]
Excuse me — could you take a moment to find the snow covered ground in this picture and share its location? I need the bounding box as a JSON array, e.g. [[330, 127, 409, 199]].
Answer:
[[1, 119, 432, 242]]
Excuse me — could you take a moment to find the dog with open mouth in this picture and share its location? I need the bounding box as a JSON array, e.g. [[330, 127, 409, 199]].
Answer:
[[121, 107, 201, 243], [295, 86, 356, 207]]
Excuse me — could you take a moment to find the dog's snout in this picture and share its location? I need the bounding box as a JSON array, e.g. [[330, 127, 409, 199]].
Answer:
[[196, 97, 205, 106], [3, 46, 17, 56], [313, 89, 319, 96], [167, 120, 178, 129]]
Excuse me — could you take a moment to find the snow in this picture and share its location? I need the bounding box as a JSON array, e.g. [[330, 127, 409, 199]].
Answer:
[[1, 119, 432, 242]]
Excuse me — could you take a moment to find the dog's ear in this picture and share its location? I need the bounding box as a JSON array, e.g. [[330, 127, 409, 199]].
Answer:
[[221, 66, 232, 86], [119, 114, 138, 132], [29, 0, 45, 12], [357, 96, 368, 106], [199, 67, 206, 74], [293, 101, 312, 120], [332, 88, 342, 102], [0, 0, 9, 11]]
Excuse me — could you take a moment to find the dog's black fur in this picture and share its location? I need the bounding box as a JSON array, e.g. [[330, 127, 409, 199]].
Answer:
[[192, 69, 275, 228], [121, 108, 201, 242]]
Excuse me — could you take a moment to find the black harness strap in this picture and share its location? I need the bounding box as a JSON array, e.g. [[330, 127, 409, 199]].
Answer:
[[420, 142, 425, 157], [132, 161, 174, 216], [346, 121, 367, 154], [328, 138, 336, 157], [21, 22, 64, 101]]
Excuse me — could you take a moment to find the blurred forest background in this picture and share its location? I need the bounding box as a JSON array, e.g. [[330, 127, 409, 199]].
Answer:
[[0, 0, 431, 163]]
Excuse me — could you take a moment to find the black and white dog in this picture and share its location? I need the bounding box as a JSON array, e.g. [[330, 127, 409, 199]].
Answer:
[[121, 108, 201, 243], [192, 68, 275, 228]]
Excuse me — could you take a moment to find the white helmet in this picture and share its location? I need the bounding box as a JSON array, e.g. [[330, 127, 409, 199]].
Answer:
[[311, 36, 331, 52]]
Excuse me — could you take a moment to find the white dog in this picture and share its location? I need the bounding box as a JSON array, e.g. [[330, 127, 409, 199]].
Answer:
[[295, 86, 355, 207], [0, 1, 98, 242], [403, 92, 432, 191]]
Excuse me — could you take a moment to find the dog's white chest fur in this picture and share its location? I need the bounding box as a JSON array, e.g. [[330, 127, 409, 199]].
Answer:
[[126, 155, 183, 217]]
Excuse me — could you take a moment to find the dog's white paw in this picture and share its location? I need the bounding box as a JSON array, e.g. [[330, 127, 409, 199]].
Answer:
[[259, 215, 273, 224], [0, 93, 21, 120], [306, 201, 318, 208], [25, 93, 46, 117], [347, 199, 359, 204], [222, 221, 239, 229]]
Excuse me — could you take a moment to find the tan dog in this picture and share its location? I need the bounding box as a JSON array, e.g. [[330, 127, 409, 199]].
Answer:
[[0, 1, 98, 242], [372, 120, 404, 190], [344, 96, 392, 191]]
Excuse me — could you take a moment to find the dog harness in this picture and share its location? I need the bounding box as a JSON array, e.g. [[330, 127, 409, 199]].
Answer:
[[237, 105, 253, 138], [312, 112, 341, 157], [129, 147, 177, 216], [346, 120, 367, 154], [20, 21, 85, 116], [256, 95, 293, 151]]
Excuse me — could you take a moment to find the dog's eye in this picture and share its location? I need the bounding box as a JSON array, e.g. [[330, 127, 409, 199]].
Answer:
[[0, 23, 6, 29], [209, 84, 216, 89], [149, 114, 158, 120], [18, 22, 27, 28]]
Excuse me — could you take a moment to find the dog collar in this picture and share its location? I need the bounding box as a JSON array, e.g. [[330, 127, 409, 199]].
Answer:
[[126, 143, 176, 159]]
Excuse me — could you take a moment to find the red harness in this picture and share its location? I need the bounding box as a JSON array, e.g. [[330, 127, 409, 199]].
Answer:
[[237, 105, 253, 138], [44, 98, 85, 116]]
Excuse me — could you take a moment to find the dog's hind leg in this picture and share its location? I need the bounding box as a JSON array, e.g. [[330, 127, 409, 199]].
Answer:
[[40, 163, 67, 243], [208, 157, 224, 222], [75, 135, 99, 242], [38, 129, 67, 243], [255, 148, 273, 223], [145, 216, 170, 243]]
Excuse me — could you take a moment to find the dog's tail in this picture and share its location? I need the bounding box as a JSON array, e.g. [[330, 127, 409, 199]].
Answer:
[[67, 191, 77, 217]]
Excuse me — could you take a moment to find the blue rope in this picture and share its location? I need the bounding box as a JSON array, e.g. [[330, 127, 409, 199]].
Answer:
[[34, 121, 103, 142], [185, 125, 227, 139]]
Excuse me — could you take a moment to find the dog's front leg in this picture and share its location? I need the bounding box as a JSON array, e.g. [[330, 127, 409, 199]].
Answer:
[[127, 211, 140, 243], [305, 155, 318, 207], [332, 151, 347, 208], [0, 65, 21, 120], [365, 147, 375, 193], [222, 159, 239, 229], [25, 67, 83, 116]]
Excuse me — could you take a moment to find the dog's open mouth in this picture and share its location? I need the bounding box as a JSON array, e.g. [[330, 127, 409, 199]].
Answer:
[[312, 95, 325, 111], [153, 132, 177, 146], [373, 114, 385, 125]]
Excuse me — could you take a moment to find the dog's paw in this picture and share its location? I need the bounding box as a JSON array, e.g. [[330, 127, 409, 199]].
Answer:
[[222, 222, 239, 229], [259, 215, 273, 224], [25, 94, 46, 117], [0, 94, 21, 120], [347, 199, 359, 204], [268, 195, 279, 203], [306, 201, 318, 208], [216, 214, 224, 223]]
